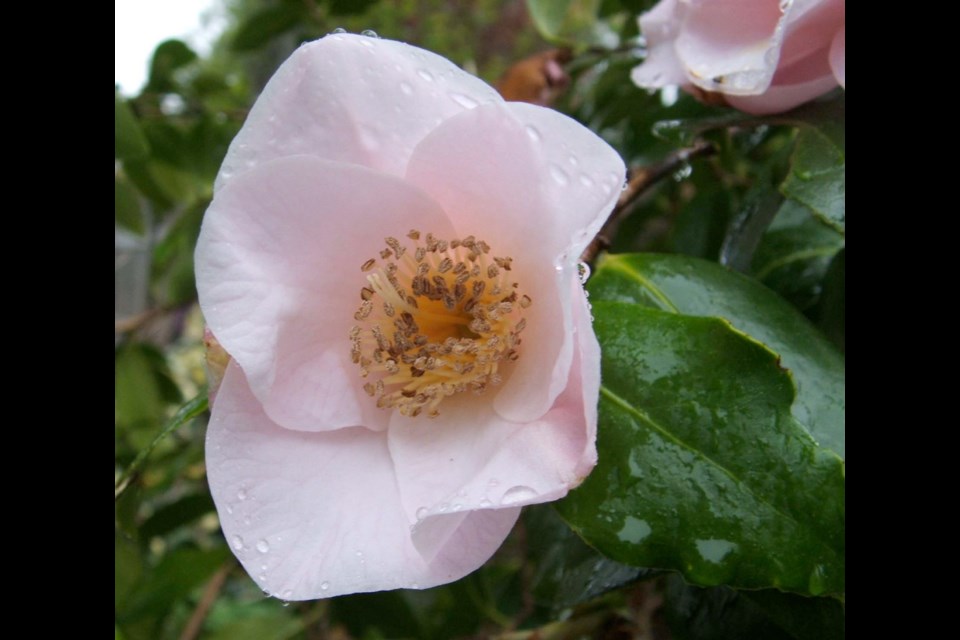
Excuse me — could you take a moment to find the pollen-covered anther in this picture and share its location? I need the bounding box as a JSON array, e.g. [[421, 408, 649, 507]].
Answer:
[[350, 231, 530, 418]]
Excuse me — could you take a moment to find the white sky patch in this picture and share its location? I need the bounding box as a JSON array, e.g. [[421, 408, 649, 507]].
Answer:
[[115, 0, 226, 95]]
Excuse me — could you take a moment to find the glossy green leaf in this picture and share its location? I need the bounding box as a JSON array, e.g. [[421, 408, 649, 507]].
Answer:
[[146, 40, 198, 93], [526, 504, 652, 611], [752, 199, 845, 312], [662, 574, 844, 640], [587, 253, 844, 456], [115, 175, 145, 235], [780, 128, 845, 233], [526, 0, 616, 47], [232, 5, 304, 52], [815, 249, 844, 353], [557, 301, 844, 595], [115, 94, 150, 161]]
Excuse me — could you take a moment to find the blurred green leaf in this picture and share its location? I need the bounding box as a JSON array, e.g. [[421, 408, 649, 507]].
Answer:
[[780, 127, 845, 234], [331, 591, 424, 639], [120, 546, 230, 621], [752, 199, 844, 313], [115, 530, 144, 613], [116, 392, 209, 499], [527, 0, 616, 48], [125, 159, 196, 211], [140, 493, 215, 541], [328, 0, 380, 15], [587, 254, 844, 455], [147, 39, 198, 93], [115, 344, 167, 430], [526, 505, 651, 612], [662, 574, 844, 640], [557, 255, 844, 596], [115, 175, 145, 234], [232, 4, 304, 52], [115, 93, 150, 161], [205, 602, 303, 640]]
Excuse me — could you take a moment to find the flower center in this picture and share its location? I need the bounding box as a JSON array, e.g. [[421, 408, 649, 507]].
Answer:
[[350, 230, 531, 418]]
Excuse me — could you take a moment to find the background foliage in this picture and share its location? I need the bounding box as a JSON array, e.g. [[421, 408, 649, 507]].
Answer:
[[116, 0, 844, 637]]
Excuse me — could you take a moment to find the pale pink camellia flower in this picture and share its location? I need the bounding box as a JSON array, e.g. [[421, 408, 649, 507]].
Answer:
[[195, 33, 625, 600], [631, 0, 846, 115]]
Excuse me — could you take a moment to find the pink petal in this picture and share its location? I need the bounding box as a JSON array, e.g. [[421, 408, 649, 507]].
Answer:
[[215, 34, 503, 192], [208, 363, 521, 600], [830, 26, 845, 88], [388, 279, 598, 535], [725, 72, 837, 115], [632, 0, 688, 88], [675, 0, 785, 94], [196, 155, 455, 432], [405, 102, 623, 422]]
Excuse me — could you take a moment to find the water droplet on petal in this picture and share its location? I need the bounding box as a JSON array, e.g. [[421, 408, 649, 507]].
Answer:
[[549, 164, 569, 186], [416, 506, 429, 520], [256, 539, 270, 553], [579, 173, 595, 188], [417, 69, 435, 82], [500, 486, 538, 505], [226, 504, 234, 514], [320, 581, 330, 591], [400, 81, 413, 95], [488, 478, 499, 487], [361, 29, 379, 38], [330, 27, 347, 35], [578, 262, 591, 284], [568, 154, 579, 166], [449, 92, 479, 108], [524, 124, 541, 142], [237, 488, 248, 501], [231, 535, 244, 551], [282, 589, 293, 599], [479, 498, 492, 507], [438, 502, 449, 512], [452, 503, 463, 512]]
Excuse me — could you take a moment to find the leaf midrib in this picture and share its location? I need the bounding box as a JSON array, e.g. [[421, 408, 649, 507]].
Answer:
[[599, 384, 840, 559]]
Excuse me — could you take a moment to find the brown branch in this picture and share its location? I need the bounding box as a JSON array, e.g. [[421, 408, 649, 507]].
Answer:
[[178, 561, 233, 640], [580, 140, 717, 264]]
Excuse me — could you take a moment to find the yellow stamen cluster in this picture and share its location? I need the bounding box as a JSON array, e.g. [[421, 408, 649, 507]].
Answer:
[[350, 230, 531, 418]]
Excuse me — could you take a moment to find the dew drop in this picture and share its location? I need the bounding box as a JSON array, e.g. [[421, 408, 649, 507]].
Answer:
[[330, 27, 347, 34], [449, 93, 479, 108], [452, 503, 463, 512], [524, 124, 541, 142], [488, 478, 499, 487], [282, 589, 293, 599], [578, 262, 591, 284], [320, 581, 330, 591], [356, 550, 364, 558], [226, 505, 234, 514], [400, 81, 413, 95], [549, 164, 569, 186], [579, 173, 595, 188], [237, 488, 248, 501], [360, 29, 379, 38], [417, 69, 435, 82], [438, 502, 449, 513], [256, 539, 270, 553], [231, 535, 244, 551], [281, 600, 290, 607], [479, 498, 492, 507], [568, 154, 579, 166], [500, 485, 538, 505], [416, 506, 429, 520]]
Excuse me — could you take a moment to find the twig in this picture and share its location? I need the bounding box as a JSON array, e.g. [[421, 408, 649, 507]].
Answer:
[[178, 561, 233, 640], [580, 140, 716, 264]]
